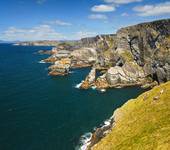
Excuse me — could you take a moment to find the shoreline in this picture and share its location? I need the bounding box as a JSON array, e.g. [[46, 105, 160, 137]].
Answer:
[[76, 115, 115, 150]]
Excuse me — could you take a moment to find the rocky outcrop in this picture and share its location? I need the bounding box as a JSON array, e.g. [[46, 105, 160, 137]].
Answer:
[[40, 19, 170, 89], [48, 58, 71, 76], [80, 19, 170, 90], [80, 34, 116, 51], [71, 48, 97, 63], [80, 68, 96, 89], [115, 19, 170, 83]]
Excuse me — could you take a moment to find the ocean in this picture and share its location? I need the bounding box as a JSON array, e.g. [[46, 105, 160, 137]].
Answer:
[[0, 44, 145, 150]]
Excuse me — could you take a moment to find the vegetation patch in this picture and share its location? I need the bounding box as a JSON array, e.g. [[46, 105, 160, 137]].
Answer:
[[92, 81, 170, 150]]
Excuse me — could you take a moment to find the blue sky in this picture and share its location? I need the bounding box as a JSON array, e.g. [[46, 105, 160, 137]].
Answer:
[[0, 0, 170, 41]]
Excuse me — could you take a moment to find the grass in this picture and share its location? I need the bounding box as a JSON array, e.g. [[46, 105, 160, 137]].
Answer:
[[92, 81, 170, 150], [120, 51, 134, 62]]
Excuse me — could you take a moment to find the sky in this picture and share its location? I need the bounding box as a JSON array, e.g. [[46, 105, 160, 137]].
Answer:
[[0, 0, 170, 41]]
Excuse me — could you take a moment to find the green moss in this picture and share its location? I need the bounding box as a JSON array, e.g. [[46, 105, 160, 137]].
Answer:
[[93, 81, 170, 150], [120, 51, 134, 62]]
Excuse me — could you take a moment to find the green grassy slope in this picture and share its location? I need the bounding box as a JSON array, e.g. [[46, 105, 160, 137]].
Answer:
[[92, 82, 170, 150]]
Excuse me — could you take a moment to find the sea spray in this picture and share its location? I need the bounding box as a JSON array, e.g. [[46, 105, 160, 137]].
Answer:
[[76, 116, 114, 150], [75, 81, 84, 89], [76, 132, 92, 150], [39, 60, 46, 64]]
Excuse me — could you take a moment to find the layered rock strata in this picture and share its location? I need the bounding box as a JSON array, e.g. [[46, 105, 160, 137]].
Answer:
[[40, 19, 170, 88]]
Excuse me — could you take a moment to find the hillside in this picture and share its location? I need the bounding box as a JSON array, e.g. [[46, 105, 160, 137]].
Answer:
[[92, 81, 170, 150]]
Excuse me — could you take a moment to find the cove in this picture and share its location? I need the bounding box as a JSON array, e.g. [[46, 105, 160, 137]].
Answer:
[[0, 44, 145, 150]]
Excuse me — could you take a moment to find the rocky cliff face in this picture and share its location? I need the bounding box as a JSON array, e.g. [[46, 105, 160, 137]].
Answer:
[[115, 19, 170, 83], [40, 19, 170, 89], [80, 34, 116, 51], [79, 19, 170, 90]]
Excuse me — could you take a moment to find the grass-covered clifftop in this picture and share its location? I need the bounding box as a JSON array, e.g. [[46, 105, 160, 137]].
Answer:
[[92, 81, 170, 150]]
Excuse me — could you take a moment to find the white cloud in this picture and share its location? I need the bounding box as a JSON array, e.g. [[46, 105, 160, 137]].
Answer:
[[45, 20, 72, 26], [104, 0, 142, 4], [121, 12, 129, 16], [1, 25, 65, 41], [91, 4, 115, 12], [133, 2, 170, 16], [88, 14, 108, 20], [73, 31, 97, 39], [36, 0, 46, 4]]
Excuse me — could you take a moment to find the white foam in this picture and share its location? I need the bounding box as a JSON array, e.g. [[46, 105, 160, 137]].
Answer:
[[76, 116, 114, 150], [104, 119, 111, 126], [91, 86, 96, 90], [69, 71, 75, 74], [77, 132, 92, 150], [39, 60, 46, 64], [100, 89, 106, 93], [75, 81, 84, 89]]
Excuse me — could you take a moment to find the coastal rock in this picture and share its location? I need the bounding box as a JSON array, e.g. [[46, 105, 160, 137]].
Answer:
[[116, 19, 170, 79], [80, 34, 116, 51], [71, 47, 97, 63], [80, 68, 96, 89], [156, 67, 167, 83], [48, 58, 71, 76], [38, 50, 52, 55], [43, 57, 58, 63], [103, 61, 146, 88], [42, 49, 71, 63], [95, 74, 109, 89], [40, 19, 170, 88]]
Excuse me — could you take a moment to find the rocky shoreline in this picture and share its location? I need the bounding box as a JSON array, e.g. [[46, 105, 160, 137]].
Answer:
[[32, 18, 170, 150], [38, 19, 170, 92], [35, 18, 170, 150]]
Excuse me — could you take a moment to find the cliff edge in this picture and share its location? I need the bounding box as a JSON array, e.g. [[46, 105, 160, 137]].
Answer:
[[91, 81, 170, 150]]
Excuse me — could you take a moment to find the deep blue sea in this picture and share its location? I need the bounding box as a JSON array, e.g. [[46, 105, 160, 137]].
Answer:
[[0, 44, 145, 150]]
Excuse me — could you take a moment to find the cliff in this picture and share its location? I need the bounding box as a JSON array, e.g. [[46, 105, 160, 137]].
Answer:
[[115, 19, 170, 83], [91, 81, 170, 150], [78, 19, 170, 90], [39, 19, 170, 90]]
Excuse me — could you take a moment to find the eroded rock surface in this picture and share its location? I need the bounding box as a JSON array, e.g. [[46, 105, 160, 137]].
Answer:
[[39, 19, 170, 90]]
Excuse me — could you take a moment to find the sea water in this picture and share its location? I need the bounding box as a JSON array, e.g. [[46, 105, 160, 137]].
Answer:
[[0, 44, 145, 150]]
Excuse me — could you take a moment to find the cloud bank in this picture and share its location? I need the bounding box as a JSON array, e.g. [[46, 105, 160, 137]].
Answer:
[[91, 4, 115, 12], [133, 2, 170, 16], [1, 25, 65, 41], [104, 0, 142, 4]]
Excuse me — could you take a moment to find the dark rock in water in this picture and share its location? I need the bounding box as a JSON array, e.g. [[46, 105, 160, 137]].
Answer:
[[87, 118, 114, 149]]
